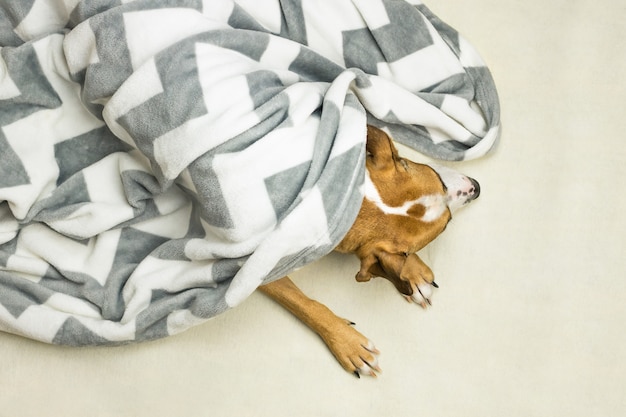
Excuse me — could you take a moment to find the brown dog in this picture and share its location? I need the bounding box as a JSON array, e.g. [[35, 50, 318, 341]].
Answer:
[[259, 126, 480, 378]]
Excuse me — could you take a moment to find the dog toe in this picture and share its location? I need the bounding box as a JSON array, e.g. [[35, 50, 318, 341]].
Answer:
[[321, 320, 382, 378], [351, 346, 381, 378], [342, 340, 381, 377], [407, 282, 435, 308]]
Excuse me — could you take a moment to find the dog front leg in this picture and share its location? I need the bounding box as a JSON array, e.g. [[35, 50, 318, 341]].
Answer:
[[259, 276, 381, 378], [360, 251, 437, 308]]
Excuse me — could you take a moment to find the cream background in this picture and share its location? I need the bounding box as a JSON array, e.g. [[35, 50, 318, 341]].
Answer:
[[2, 0, 625, 416]]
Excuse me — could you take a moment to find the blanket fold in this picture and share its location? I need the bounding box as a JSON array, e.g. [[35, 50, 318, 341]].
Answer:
[[0, 0, 500, 345]]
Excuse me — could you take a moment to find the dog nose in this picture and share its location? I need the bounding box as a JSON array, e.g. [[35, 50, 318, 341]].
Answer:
[[468, 177, 480, 199]]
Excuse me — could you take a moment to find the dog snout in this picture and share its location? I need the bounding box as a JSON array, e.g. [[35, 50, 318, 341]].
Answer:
[[468, 177, 480, 200]]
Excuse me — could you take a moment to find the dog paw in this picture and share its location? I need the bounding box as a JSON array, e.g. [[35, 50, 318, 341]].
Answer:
[[351, 340, 381, 378], [322, 321, 381, 378]]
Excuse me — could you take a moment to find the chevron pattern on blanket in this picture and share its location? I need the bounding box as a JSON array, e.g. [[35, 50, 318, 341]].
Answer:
[[0, 0, 500, 345]]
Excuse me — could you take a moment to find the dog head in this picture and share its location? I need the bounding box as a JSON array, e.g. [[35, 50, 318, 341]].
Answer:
[[336, 126, 480, 299]]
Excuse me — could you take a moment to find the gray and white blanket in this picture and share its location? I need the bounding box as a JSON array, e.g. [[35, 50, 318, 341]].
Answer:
[[0, 0, 500, 345]]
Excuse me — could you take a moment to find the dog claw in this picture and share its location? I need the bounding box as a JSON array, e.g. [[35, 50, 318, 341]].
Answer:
[[431, 281, 439, 288], [354, 371, 361, 379]]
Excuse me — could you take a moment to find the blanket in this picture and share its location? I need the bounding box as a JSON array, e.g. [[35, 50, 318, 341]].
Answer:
[[0, 0, 500, 345]]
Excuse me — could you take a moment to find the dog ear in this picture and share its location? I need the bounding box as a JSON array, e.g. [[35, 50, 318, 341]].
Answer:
[[366, 126, 399, 170], [355, 253, 379, 283]]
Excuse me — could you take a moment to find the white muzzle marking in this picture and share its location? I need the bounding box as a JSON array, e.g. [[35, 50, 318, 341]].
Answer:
[[430, 165, 480, 213]]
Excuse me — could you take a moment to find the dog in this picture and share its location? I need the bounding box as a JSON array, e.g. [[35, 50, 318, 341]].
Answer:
[[259, 126, 480, 378]]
